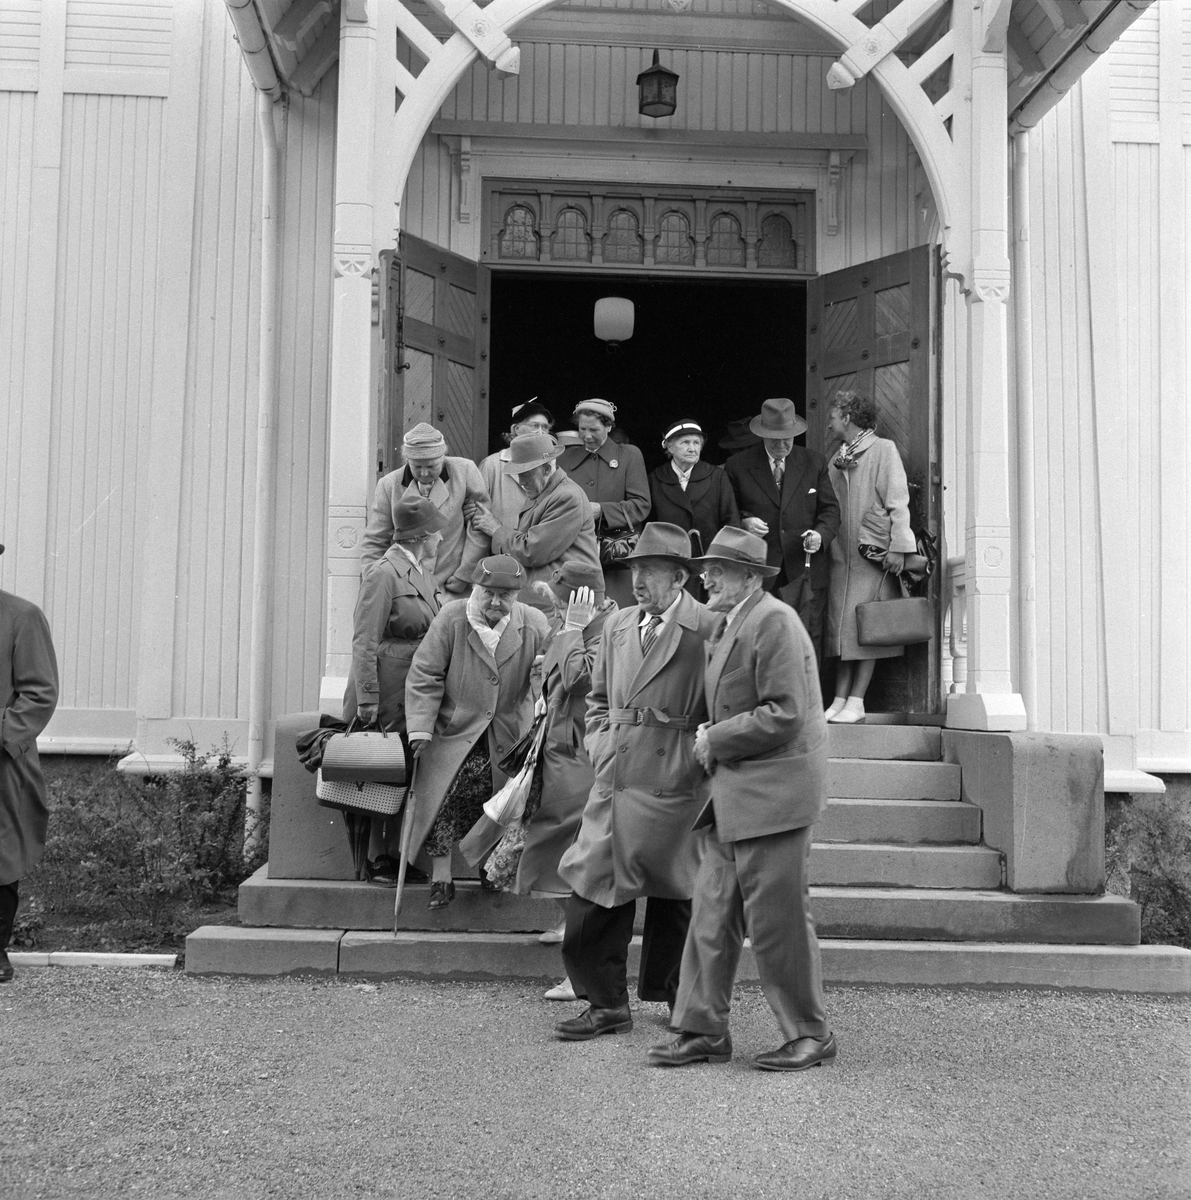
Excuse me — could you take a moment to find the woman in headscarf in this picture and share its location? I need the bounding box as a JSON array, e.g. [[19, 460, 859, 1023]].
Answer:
[[343, 495, 447, 884], [647, 418, 739, 597]]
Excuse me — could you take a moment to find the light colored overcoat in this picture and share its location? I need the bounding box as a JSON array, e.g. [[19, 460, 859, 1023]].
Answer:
[[515, 600, 616, 897], [1, 592, 59, 885], [403, 599, 551, 857], [560, 589, 717, 907], [699, 589, 827, 838], [826, 435, 917, 661]]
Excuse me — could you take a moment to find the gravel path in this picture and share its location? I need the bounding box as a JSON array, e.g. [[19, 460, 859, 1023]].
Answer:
[[1, 969, 1188, 1200]]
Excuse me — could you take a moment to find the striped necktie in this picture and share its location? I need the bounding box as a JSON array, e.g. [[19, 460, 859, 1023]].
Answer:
[[641, 614, 662, 656], [771, 457, 784, 489]]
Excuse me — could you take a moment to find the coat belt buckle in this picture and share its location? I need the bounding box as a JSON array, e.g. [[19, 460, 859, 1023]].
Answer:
[[633, 709, 646, 725]]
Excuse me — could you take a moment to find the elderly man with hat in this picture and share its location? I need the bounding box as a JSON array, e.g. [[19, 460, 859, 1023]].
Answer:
[[0, 543, 59, 983], [514, 561, 617, 986], [404, 554, 552, 908], [724, 398, 840, 660], [476, 400, 556, 532], [361, 422, 491, 593], [647, 527, 834, 1072], [557, 399, 651, 608], [552, 523, 718, 1042], [465, 432, 601, 588]]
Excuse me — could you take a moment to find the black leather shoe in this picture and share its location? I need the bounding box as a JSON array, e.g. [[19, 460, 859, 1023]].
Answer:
[[368, 856, 428, 887], [647, 1031, 732, 1067], [753, 1032, 837, 1072], [427, 881, 456, 909], [554, 1004, 633, 1041], [0, 951, 12, 983]]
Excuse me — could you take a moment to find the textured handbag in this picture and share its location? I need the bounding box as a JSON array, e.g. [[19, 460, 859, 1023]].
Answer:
[[320, 724, 407, 785], [598, 526, 639, 565], [856, 571, 934, 647], [315, 770, 407, 817]]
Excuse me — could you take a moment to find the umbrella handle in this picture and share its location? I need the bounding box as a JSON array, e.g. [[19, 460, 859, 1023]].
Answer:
[[393, 756, 420, 930]]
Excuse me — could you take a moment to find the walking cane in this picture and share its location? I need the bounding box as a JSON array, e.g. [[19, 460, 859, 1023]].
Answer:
[[393, 754, 420, 931]]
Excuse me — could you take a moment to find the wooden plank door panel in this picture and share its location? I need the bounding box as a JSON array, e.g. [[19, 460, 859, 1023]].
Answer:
[[806, 245, 941, 715]]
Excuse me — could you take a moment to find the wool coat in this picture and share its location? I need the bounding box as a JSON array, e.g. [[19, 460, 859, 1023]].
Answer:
[[478, 448, 529, 531], [647, 460, 740, 559], [559, 589, 718, 908], [1, 591, 59, 886], [487, 467, 601, 587], [403, 599, 551, 858], [342, 547, 443, 732], [826, 435, 917, 662], [724, 443, 840, 590], [698, 589, 828, 839], [514, 600, 617, 897], [360, 457, 490, 590]]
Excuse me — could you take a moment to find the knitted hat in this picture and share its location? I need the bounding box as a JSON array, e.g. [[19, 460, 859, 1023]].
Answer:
[[402, 422, 448, 460]]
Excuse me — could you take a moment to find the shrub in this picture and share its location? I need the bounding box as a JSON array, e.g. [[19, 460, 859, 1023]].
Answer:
[[26, 739, 268, 940], [1105, 785, 1191, 949]]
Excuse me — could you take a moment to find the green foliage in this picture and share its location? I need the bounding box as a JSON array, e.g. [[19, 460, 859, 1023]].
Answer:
[[1105, 788, 1191, 949], [25, 739, 268, 943]]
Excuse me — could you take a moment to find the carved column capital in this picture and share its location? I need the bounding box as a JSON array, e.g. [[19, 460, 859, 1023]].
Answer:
[[334, 245, 373, 278]]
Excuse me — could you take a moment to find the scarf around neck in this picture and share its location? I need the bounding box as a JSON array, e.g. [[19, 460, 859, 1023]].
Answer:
[[467, 591, 510, 655], [833, 427, 875, 470]]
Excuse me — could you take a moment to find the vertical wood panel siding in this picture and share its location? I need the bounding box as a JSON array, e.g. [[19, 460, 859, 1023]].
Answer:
[[1107, 4, 1158, 123], [47, 93, 165, 710], [0, 91, 37, 582], [0, 0, 40, 62]]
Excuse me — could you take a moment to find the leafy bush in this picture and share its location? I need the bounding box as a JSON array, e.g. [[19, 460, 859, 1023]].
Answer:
[[24, 739, 268, 943], [1105, 784, 1191, 949]]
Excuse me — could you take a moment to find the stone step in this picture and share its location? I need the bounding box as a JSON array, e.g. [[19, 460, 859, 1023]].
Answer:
[[817, 798, 982, 845], [827, 724, 941, 761], [810, 844, 1002, 889], [185, 927, 1191, 995], [829, 759, 961, 800], [238, 869, 1138, 945]]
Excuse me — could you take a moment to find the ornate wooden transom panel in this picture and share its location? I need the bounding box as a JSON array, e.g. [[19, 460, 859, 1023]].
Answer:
[[483, 181, 814, 277]]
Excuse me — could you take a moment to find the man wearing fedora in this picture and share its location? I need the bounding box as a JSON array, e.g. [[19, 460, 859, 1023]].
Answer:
[[362, 422, 491, 593], [553, 523, 718, 1041], [724, 398, 840, 660], [647, 526, 834, 1072], [465, 433, 602, 588], [1, 543, 59, 982]]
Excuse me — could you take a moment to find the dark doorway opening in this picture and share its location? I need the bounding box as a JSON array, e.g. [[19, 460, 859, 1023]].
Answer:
[[488, 274, 807, 469]]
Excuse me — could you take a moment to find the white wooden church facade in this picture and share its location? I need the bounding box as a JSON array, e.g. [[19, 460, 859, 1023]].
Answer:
[[0, 0, 1186, 795]]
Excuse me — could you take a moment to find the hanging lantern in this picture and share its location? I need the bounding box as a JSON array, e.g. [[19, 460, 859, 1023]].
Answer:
[[594, 297, 635, 346], [636, 50, 678, 119]]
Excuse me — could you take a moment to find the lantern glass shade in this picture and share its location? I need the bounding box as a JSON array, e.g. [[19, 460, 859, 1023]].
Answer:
[[636, 49, 678, 119], [594, 297, 635, 344]]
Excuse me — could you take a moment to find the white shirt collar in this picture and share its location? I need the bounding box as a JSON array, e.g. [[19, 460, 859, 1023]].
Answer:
[[672, 460, 694, 489], [639, 590, 684, 630], [723, 588, 761, 629]]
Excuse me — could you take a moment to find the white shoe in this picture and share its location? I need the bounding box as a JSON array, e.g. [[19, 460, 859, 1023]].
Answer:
[[823, 697, 847, 721], [538, 921, 565, 945], [829, 698, 866, 724], [544, 977, 577, 1001]]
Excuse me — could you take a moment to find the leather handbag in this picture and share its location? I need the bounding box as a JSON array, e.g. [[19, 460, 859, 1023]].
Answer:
[[856, 571, 934, 647], [319, 722, 407, 785], [598, 525, 639, 565], [316, 770, 407, 817]]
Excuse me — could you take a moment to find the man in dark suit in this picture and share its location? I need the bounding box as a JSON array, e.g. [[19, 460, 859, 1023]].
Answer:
[[646, 527, 834, 1071], [724, 398, 840, 659]]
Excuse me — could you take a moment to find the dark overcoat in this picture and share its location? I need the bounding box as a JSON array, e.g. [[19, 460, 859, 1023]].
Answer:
[[698, 590, 827, 839], [1, 591, 59, 886], [559, 589, 717, 907], [724, 443, 840, 590], [647, 460, 740, 559], [514, 600, 617, 897], [403, 599, 551, 858]]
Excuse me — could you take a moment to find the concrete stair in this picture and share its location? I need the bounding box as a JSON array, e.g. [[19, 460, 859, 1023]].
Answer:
[[187, 723, 1191, 993]]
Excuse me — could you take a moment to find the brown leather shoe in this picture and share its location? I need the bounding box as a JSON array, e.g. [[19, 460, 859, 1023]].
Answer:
[[753, 1032, 837, 1072], [554, 1004, 632, 1041], [646, 1031, 732, 1067]]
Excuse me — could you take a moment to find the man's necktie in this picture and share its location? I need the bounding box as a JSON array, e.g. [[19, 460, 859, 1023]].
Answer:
[[772, 457, 784, 489], [641, 614, 662, 656]]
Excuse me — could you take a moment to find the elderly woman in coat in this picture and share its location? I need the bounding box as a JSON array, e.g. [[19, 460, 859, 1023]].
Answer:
[[404, 554, 551, 908], [824, 391, 917, 725], [342, 495, 446, 884], [557, 398, 651, 608], [647, 418, 739, 596]]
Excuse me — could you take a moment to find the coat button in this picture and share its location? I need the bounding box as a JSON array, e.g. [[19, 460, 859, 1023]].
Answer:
[[497, 745, 503, 753], [485, 711, 492, 718], [490, 676, 498, 684], [653, 788, 661, 796], [656, 747, 664, 755], [619, 745, 627, 752]]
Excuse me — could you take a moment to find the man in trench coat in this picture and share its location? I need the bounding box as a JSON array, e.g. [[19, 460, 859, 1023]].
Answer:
[[553, 523, 718, 1041], [647, 526, 835, 1071], [1, 544, 60, 982]]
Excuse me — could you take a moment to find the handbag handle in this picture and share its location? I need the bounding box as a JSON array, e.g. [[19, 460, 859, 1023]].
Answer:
[[346, 714, 390, 737]]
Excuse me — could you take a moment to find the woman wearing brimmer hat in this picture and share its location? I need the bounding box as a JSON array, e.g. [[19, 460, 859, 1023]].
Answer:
[[647, 419, 739, 597], [557, 399, 651, 609]]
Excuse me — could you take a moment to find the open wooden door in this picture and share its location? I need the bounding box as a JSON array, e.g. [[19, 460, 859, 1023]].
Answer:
[[806, 245, 942, 714], [379, 234, 491, 473]]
